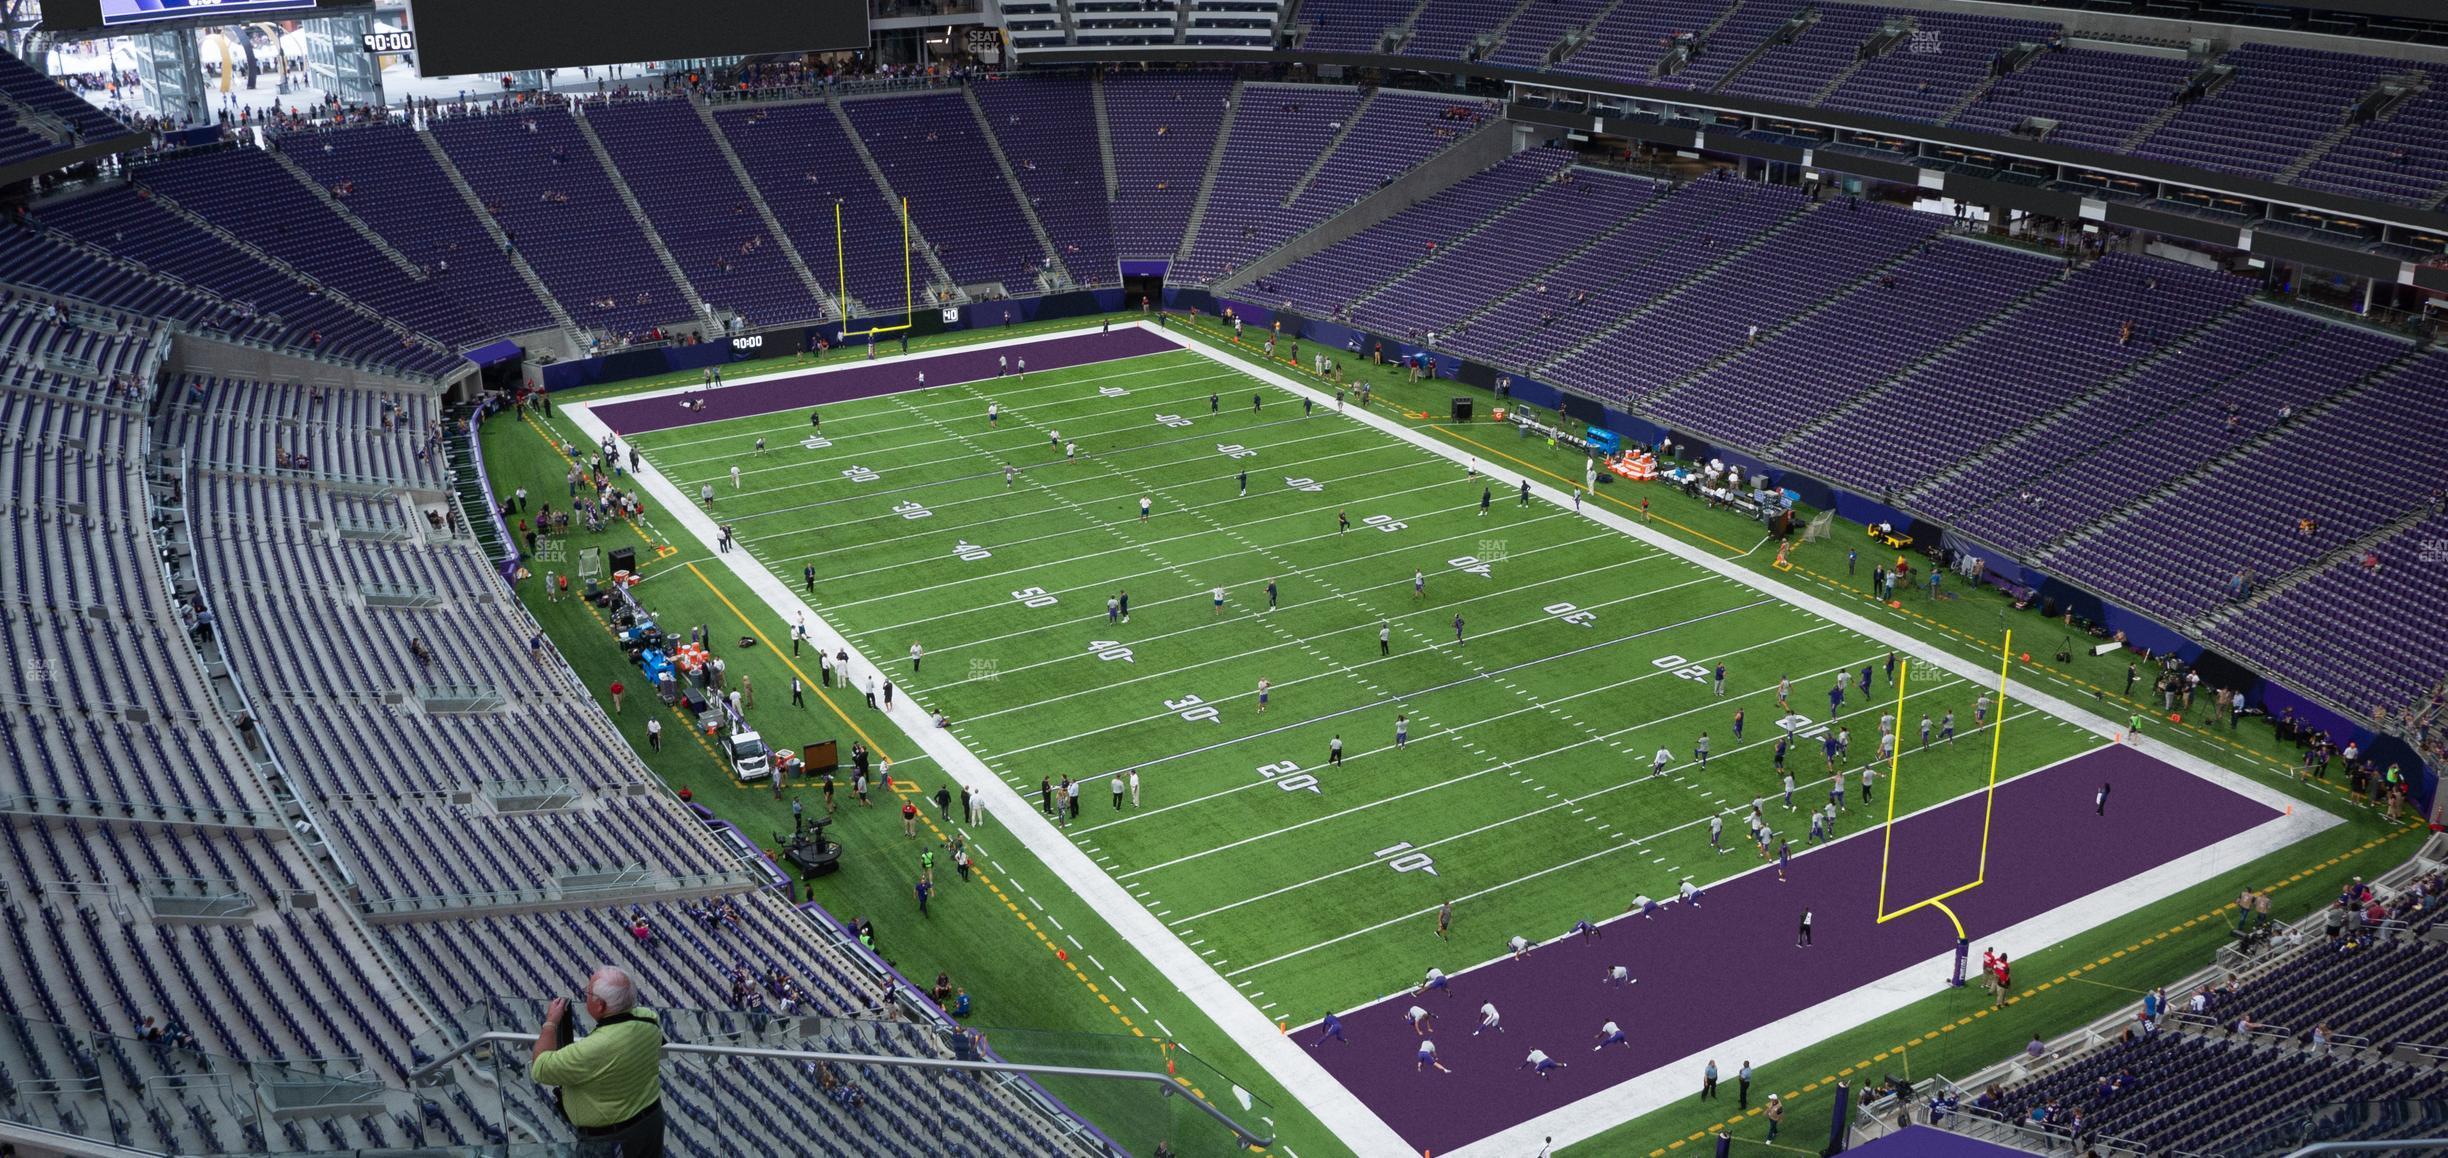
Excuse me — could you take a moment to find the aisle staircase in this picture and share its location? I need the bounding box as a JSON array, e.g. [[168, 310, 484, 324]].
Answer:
[[264, 146, 428, 280], [829, 99, 961, 306], [1174, 77, 1246, 263], [569, 110, 711, 322], [963, 87, 1071, 288], [417, 130, 580, 339], [690, 101, 840, 322]]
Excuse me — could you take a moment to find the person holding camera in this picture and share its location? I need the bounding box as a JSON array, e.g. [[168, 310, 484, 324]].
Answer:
[[532, 967, 665, 1156]]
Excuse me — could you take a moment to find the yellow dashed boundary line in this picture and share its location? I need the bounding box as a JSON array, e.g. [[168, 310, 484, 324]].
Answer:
[[508, 411, 1270, 1148]]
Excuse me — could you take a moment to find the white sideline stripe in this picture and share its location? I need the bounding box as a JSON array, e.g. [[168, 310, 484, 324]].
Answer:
[[694, 367, 1266, 493], [563, 321, 1415, 1156], [652, 356, 1220, 459], [623, 343, 1196, 450], [1147, 330, 2339, 1158]]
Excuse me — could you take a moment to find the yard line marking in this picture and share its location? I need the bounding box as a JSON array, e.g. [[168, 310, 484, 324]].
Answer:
[[760, 422, 1413, 574], [883, 514, 1619, 655], [665, 366, 1246, 478], [648, 352, 1211, 454], [1093, 626, 1861, 836], [1003, 590, 1766, 767], [698, 375, 1342, 527], [953, 550, 1678, 719], [1219, 706, 2051, 980], [1126, 654, 1979, 889], [794, 462, 1492, 618]]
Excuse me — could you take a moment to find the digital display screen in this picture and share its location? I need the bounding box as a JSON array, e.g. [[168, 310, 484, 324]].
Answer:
[[99, 0, 320, 26], [404, 0, 868, 77]]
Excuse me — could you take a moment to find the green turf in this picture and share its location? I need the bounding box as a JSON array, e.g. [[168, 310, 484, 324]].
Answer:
[[621, 339, 2118, 1023], [485, 312, 2413, 1158]]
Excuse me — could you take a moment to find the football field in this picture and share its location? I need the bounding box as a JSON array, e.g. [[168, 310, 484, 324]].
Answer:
[[600, 328, 2107, 1026]]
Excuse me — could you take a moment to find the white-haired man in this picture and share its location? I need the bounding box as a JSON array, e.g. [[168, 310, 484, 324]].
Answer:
[[532, 966, 665, 1155]]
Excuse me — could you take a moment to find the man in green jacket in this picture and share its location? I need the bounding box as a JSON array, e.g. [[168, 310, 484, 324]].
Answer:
[[532, 967, 665, 1156]]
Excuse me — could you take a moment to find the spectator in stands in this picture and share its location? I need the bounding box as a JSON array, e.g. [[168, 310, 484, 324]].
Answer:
[[531, 967, 664, 1156]]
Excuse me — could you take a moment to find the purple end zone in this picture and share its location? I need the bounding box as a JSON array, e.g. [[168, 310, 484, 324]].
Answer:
[[1306, 746, 2279, 1155], [593, 328, 1179, 435]]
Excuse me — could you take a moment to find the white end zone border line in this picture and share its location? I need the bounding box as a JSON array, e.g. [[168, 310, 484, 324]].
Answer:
[[580, 322, 1188, 436], [1150, 324, 2340, 1158], [560, 321, 1415, 1157]]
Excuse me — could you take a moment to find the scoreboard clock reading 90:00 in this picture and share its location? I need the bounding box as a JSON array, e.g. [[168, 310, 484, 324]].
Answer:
[[401, 0, 869, 77]]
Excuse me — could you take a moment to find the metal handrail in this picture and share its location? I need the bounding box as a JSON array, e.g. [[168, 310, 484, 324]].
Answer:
[[411, 1028, 1274, 1148]]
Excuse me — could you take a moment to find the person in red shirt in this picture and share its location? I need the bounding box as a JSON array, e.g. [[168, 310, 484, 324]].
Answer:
[[1993, 954, 2012, 1009], [609, 680, 624, 714], [1980, 947, 1999, 999], [901, 800, 919, 838]]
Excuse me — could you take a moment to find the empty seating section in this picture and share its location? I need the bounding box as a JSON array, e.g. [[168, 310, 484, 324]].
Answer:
[[844, 92, 1050, 292], [1546, 202, 1938, 406], [2209, 513, 2448, 717], [0, 48, 130, 169], [1665, 1, 1805, 91], [1102, 70, 1234, 257], [1646, 239, 2061, 448], [587, 99, 824, 328], [136, 148, 488, 349], [1778, 255, 2254, 497], [1482, 0, 1610, 72], [1980, 1031, 2448, 1153], [973, 74, 1119, 286], [162, 374, 447, 489], [1350, 168, 1665, 339], [1457, 177, 1809, 366], [2293, 78, 2448, 206], [1943, 318, 2401, 552], [0, 387, 258, 818], [0, 295, 152, 402], [431, 107, 692, 339], [1256, 148, 1569, 318], [1295, 0, 1416, 53], [1819, 12, 2059, 124], [2045, 351, 2448, 624], [0, 226, 280, 350], [323, 798, 734, 904], [1295, 90, 1483, 215], [280, 123, 558, 339], [34, 187, 461, 378], [1177, 85, 1366, 282], [713, 101, 912, 316], [1921, 307, 2322, 525], [1401, 0, 1519, 61], [1948, 47, 2194, 152], [380, 898, 1094, 1157], [0, 819, 434, 1079], [1568, 0, 1743, 88], [1724, 5, 1886, 105], [2136, 44, 2405, 181]]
